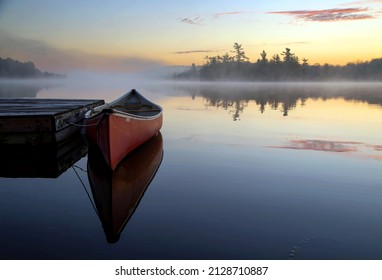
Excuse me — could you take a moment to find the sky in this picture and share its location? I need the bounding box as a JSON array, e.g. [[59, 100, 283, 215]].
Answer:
[[0, 0, 382, 73]]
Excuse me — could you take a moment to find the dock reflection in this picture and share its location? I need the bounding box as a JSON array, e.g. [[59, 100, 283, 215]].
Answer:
[[0, 135, 87, 178], [87, 132, 163, 243]]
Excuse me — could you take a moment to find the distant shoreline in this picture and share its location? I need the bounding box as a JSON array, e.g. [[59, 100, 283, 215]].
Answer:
[[0, 57, 64, 79]]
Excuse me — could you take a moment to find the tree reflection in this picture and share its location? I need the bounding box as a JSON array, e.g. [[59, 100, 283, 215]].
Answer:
[[203, 94, 248, 121], [200, 86, 301, 118], [174, 83, 382, 120]]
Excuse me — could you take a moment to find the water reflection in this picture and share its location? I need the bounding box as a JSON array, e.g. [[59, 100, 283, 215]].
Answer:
[[0, 81, 61, 98], [174, 83, 382, 120], [87, 132, 163, 243], [268, 139, 382, 161], [0, 80, 381, 259], [0, 135, 87, 178]]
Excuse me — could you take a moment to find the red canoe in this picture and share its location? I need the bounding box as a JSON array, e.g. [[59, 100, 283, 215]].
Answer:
[[85, 89, 163, 169]]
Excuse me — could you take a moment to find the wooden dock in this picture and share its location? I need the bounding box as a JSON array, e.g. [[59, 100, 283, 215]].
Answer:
[[0, 98, 104, 144]]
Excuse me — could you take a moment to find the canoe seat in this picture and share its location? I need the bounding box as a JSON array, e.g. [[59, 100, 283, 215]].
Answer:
[[112, 102, 141, 110], [111, 103, 160, 116]]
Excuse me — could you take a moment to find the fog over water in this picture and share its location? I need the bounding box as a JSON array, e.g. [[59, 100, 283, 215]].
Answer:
[[2, 71, 382, 102]]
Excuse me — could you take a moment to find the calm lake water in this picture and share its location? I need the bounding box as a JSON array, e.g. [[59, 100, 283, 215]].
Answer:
[[1, 78, 382, 260]]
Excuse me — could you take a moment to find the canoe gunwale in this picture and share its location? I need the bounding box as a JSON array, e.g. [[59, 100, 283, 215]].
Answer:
[[85, 108, 162, 121], [113, 109, 162, 121], [84, 89, 163, 121]]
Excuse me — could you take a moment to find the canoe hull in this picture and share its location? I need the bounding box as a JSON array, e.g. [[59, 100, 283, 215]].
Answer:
[[85, 89, 163, 170], [86, 112, 162, 170]]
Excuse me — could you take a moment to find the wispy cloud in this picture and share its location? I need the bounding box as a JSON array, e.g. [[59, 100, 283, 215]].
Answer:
[[177, 17, 204, 25], [214, 11, 249, 18], [178, 11, 252, 25], [173, 50, 214, 55], [268, 7, 376, 22], [368, 155, 382, 160], [369, 144, 382, 151], [341, 0, 382, 5]]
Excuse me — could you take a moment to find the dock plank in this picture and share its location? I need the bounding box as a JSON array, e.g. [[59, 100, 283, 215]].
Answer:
[[0, 98, 104, 144], [0, 98, 104, 116]]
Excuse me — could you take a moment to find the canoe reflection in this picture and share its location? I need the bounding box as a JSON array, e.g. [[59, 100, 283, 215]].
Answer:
[[87, 132, 163, 243]]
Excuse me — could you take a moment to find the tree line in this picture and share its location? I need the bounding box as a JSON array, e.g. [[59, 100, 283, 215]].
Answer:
[[0, 57, 63, 78], [174, 43, 382, 81]]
